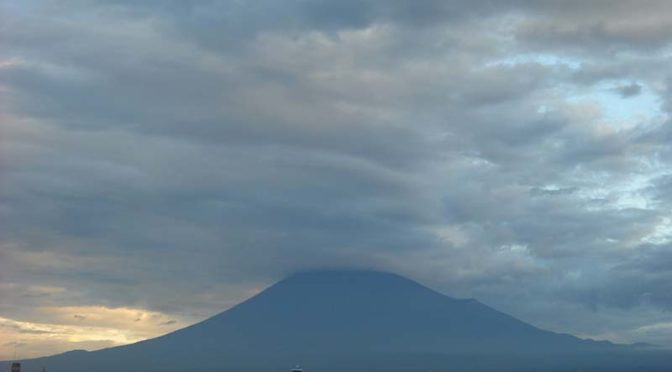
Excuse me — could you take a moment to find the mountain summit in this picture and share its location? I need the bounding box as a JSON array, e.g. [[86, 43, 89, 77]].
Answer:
[[4, 270, 667, 371]]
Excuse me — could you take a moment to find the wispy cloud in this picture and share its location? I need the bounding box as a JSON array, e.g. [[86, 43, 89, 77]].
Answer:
[[0, 306, 188, 359]]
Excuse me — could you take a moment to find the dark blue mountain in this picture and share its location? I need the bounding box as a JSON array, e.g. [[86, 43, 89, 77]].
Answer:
[[3, 270, 669, 371]]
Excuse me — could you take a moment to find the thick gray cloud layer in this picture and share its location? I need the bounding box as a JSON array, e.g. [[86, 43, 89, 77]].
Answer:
[[2, 0, 672, 354]]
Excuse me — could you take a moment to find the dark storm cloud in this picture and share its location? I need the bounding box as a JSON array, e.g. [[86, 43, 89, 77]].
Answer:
[[2, 0, 672, 352]]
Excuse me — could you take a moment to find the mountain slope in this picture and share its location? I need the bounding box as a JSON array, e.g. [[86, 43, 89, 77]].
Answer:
[[3, 270, 665, 372]]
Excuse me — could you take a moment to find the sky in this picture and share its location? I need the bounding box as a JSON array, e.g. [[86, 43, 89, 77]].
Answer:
[[1, 0, 672, 360]]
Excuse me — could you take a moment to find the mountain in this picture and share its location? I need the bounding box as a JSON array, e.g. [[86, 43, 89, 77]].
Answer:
[[3, 270, 670, 371]]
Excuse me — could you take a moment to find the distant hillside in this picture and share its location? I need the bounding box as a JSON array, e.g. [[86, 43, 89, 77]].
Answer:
[[2, 270, 669, 371]]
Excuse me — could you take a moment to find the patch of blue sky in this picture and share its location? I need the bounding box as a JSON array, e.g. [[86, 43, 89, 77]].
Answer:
[[486, 53, 666, 128], [486, 53, 582, 69], [567, 82, 665, 129], [643, 217, 672, 245]]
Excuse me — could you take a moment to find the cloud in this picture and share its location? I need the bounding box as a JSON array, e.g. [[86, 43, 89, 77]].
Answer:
[[513, 0, 672, 53], [613, 82, 642, 98], [2, 0, 672, 356], [0, 306, 188, 359]]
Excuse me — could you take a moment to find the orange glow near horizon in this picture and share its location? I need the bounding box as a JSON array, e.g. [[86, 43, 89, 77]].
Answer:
[[0, 306, 191, 360]]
